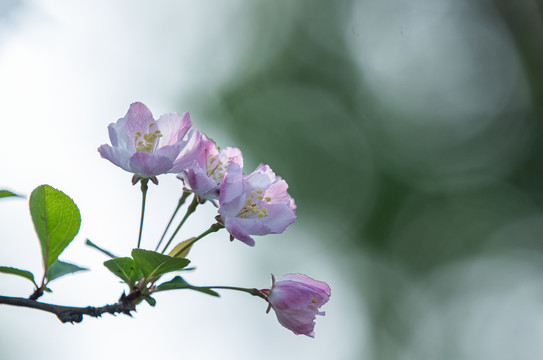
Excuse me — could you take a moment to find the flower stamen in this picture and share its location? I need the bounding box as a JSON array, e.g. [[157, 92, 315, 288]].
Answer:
[[135, 126, 163, 153], [206, 153, 234, 183], [237, 189, 270, 219]]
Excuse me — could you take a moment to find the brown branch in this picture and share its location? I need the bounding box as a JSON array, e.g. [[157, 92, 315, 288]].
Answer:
[[29, 284, 46, 301], [0, 295, 136, 323]]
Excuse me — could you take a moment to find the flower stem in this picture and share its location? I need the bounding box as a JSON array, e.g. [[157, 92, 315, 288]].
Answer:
[[161, 195, 199, 254], [202, 286, 267, 300], [137, 179, 149, 249], [154, 191, 191, 252], [171, 223, 223, 257]]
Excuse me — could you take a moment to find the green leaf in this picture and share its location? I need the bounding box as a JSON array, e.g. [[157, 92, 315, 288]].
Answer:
[[46, 260, 88, 282], [29, 185, 81, 269], [143, 296, 157, 307], [85, 239, 117, 258], [104, 257, 143, 286], [0, 266, 37, 287], [131, 249, 191, 280], [156, 276, 219, 297], [0, 190, 24, 199], [168, 237, 195, 258]]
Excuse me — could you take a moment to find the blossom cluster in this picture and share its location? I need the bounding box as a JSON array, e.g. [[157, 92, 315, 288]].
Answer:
[[98, 102, 297, 246], [98, 102, 329, 337]]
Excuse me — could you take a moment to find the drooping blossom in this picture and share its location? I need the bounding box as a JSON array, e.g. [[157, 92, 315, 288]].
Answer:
[[178, 135, 242, 201], [98, 102, 203, 180], [261, 273, 331, 337], [218, 162, 296, 246]]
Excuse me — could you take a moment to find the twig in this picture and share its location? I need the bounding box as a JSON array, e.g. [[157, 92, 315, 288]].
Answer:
[[0, 295, 136, 323]]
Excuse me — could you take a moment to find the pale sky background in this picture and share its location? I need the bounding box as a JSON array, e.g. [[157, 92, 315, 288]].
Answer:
[[0, 1, 366, 359]]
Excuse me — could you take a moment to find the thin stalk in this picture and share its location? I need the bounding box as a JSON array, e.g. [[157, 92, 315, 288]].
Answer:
[[137, 179, 149, 249], [154, 191, 191, 252], [200, 286, 267, 300], [151, 282, 267, 300], [171, 223, 223, 257], [161, 195, 199, 254]]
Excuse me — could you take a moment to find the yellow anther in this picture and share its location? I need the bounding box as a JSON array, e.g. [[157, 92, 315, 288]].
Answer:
[[134, 129, 163, 153], [237, 197, 269, 219], [236, 187, 272, 219], [149, 122, 155, 127]]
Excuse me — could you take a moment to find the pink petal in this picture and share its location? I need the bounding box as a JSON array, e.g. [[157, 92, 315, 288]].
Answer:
[[156, 112, 192, 146], [222, 147, 243, 168], [273, 308, 317, 337], [269, 284, 315, 310], [128, 151, 173, 178], [183, 166, 220, 199], [229, 217, 272, 236], [170, 129, 204, 172], [257, 203, 296, 232], [223, 217, 255, 246], [196, 136, 219, 168], [98, 145, 133, 172], [245, 170, 273, 190], [154, 142, 182, 162], [264, 179, 292, 205], [123, 102, 155, 142], [279, 274, 331, 296], [219, 160, 245, 215]]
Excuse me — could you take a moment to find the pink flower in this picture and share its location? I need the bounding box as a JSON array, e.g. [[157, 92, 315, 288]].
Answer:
[[98, 102, 203, 179], [218, 162, 296, 246], [178, 135, 243, 201], [262, 274, 331, 338]]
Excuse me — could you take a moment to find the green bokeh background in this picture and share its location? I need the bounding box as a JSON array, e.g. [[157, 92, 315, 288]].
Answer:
[[187, 1, 543, 358]]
